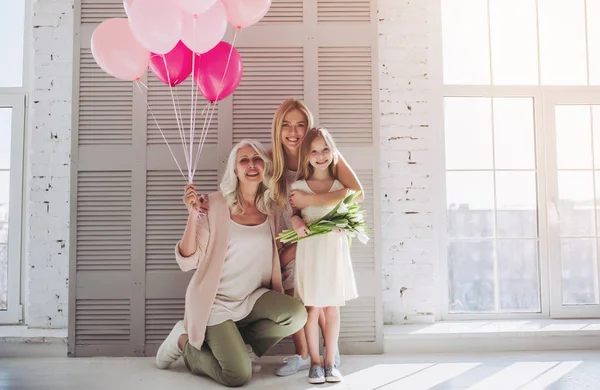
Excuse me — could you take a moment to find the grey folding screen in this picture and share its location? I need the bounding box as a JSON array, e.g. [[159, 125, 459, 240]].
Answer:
[[69, 0, 381, 357]]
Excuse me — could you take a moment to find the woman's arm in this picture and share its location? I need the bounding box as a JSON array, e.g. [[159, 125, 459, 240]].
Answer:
[[288, 152, 364, 208], [178, 212, 198, 257], [175, 185, 210, 271], [336, 152, 364, 201], [290, 188, 348, 209], [175, 213, 209, 272]]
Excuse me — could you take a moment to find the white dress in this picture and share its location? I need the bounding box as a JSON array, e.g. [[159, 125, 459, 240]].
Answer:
[[293, 179, 358, 307]]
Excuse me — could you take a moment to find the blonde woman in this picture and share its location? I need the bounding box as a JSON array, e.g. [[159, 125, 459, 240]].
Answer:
[[155, 139, 307, 387], [270, 99, 363, 376]]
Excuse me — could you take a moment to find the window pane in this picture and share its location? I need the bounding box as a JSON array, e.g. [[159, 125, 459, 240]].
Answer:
[[441, 0, 490, 85], [0, 1, 25, 87], [496, 172, 538, 238], [444, 97, 493, 170], [539, 0, 587, 85], [593, 106, 600, 168], [558, 171, 595, 237], [447, 171, 495, 238], [448, 240, 495, 313], [587, 0, 600, 85], [497, 240, 540, 312], [561, 238, 599, 305], [0, 244, 6, 310], [493, 98, 536, 169], [556, 105, 592, 169], [596, 172, 600, 236], [0, 170, 8, 312], [0, 107, 12, 170], [0, 171, 8, 244], [489, 0, 538, 85]]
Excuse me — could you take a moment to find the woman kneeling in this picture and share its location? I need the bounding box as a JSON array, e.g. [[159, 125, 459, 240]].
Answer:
[[155, 139, 307, 387]]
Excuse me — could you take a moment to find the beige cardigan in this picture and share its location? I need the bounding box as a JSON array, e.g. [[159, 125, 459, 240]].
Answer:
[[174, 191, 284, 350]]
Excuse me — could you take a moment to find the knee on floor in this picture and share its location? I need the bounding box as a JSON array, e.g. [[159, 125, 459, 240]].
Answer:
[[221, 362, 252, 387]]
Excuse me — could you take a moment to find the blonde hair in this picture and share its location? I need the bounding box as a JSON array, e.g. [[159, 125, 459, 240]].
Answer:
[[220, 139, 273, 215], [269, 99, 314, 208], [297, 128, 339, 181]]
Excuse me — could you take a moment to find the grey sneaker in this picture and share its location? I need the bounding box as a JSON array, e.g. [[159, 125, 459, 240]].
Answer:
[[322, 347, 341, 368], [325, 364, 343, 383], [275, 354, 310, 377], [308, 364, 325, 384]]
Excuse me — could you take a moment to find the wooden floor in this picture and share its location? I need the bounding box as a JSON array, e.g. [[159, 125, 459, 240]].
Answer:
[[2, 344, 599, 389]]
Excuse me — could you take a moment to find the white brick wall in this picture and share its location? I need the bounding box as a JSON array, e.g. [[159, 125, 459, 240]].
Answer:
[[23, 0, 439, 328], [26, 0, 74, 328], [378, 0, 438, 324]]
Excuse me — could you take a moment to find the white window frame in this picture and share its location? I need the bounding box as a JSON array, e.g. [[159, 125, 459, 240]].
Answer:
[[543, 92, 600, 318], [432, 0, 600, 320], [0, 95, 26, 324], [0, 0, 29, 324]]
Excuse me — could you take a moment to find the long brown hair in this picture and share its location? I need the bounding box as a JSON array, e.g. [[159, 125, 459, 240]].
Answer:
[[297, 128, 339, 181], [269, 99, 314, 208]]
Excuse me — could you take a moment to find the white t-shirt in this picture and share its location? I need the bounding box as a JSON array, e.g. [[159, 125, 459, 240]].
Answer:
[[207, 218, 274, 326]]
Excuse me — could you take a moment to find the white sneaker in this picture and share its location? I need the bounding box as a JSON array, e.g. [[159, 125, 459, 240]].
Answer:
[[246, 344, 262, 373], [276, 354, 311, 376], [156, 320, 186, 369]]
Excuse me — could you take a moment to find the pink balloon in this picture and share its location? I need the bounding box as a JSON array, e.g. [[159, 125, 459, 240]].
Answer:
[[123, 0, 133, 16], [221, 0, 271, 29], [91, 18, 150, 81], [176, 0, 218, 15], [128, 0, 183, 54], [149, 41, 196, 87], [180, 1, 227, 54], [194, 41, 242, 102]]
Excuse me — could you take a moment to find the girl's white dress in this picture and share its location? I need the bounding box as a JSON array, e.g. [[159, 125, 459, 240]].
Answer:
[[292, 179, 358, 307]]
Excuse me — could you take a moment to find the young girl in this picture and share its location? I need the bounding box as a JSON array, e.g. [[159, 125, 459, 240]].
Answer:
[[270, 99, 363, 377], [290, 128, 359, 384]]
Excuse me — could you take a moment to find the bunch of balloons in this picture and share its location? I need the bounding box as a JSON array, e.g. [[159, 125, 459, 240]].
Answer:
[[90, 0, 271, 183], [91, 0, 271, 102]]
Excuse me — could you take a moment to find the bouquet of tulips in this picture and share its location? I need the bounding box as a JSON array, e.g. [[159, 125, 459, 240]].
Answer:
[[277, 191, 369, 246]]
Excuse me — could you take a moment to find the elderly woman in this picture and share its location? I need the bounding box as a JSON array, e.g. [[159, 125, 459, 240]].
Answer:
[[155, 139, 307, 387]]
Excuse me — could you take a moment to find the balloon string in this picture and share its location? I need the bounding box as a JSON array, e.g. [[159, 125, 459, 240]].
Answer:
[[188, 18, 199, 183], [137, 80, 148, 89], [214, 29, 239, 103], [191, 30, 239, 178], [193, 101, 216, 177], [173, 86, 185, 134], [135, 81, 186, 181], [163, 55, 190, 173]]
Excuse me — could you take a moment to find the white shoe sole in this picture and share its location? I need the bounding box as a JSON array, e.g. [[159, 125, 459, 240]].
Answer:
[[326, 376, 343, 383], [308, 377, 326, 384]]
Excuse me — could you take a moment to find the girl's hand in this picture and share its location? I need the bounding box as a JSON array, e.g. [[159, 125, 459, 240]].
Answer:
[[183, 184, 200, 214], [292, 216, 310, 237], [289, 190, 312, 209]]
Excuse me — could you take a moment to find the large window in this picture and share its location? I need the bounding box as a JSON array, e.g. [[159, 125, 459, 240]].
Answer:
[[0, 1, 26, 324], [441, 0, 600, 318]]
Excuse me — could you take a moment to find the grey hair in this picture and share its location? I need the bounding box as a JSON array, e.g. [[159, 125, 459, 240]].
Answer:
[[220, 139, 273, 215]]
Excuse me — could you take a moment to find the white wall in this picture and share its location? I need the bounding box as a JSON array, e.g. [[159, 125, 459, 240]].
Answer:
[[26, 0, 74, 328], [23, 0, 438, 328], [378, 0, 439, 324]]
